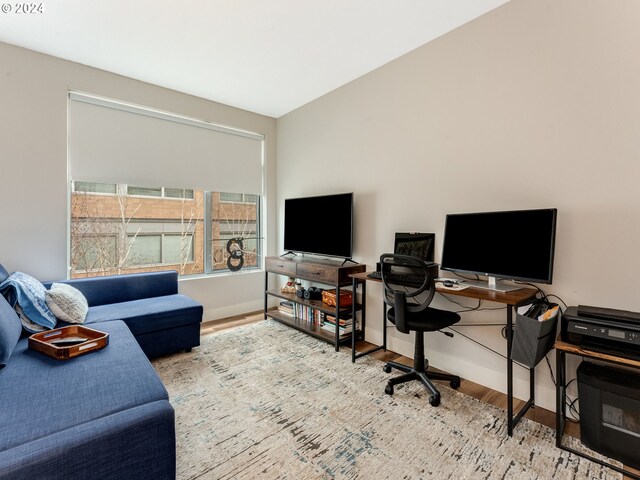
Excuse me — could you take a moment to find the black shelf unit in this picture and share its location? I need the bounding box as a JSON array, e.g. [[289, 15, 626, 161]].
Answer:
[[264, 256, 366, 353]]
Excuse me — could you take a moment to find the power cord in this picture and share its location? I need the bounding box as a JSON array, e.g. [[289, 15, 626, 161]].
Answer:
[[446, 326, 509, 361], [513, 283, 570, 311], [544, 354, 580, 422], [438, 295, 507, 314]]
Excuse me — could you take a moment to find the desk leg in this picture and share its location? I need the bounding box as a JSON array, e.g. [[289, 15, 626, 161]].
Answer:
[[506, 305, 536, 436], [556, 349, 565, 447], [382, 301, 387, 351], [507, 306, 514, 436], [530, 367, 535, 405]]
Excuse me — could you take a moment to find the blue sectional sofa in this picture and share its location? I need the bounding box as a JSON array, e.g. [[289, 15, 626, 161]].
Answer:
[[0, 266, 204, 480], [46, 270, 203, 359]]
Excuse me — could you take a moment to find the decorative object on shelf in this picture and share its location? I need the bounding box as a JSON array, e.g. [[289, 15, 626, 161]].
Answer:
[[296, 286, 324, 300], [281, 278, 296, 294], [226, 237, 244, 271], [303, 286, 323, 300], [322, 289, 352, 307]]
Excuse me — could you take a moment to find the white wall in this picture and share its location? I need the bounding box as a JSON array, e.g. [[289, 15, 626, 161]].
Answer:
[[0, 41, 277, 322], [276, 0, 640, 411]]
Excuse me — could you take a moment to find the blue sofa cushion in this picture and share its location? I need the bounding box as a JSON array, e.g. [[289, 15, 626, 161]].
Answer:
[[0, 320, 169, 452], [48, 271, 179, 307], [0, 295, 21, 369], [83, 294, 202, 336]]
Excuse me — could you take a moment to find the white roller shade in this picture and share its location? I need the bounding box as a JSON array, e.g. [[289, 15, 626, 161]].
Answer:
[[68, 92, 264, 194]]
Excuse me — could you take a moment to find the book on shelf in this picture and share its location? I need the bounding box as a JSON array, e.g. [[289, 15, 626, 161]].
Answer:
[[321, 312, 353, 334], [277, 301, 294, 316], [323, 313, 353, 326], [320, 323, 352, 336], [291, 304, 322, 326]]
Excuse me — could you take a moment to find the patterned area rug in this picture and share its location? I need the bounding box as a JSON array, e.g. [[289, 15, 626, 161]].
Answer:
[[152, 320, 621, 480]]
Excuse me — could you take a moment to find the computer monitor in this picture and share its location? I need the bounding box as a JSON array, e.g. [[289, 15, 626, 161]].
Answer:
[[394, 232, 435, 262], [440, 208, 557, 292]]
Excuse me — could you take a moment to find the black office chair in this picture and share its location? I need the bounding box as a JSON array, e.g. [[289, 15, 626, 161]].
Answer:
[[380, 253, 461, 406]]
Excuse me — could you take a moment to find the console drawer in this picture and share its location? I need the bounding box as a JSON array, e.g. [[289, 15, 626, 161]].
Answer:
[[296, 263, 338, 284], [265, 257, 296, 277]]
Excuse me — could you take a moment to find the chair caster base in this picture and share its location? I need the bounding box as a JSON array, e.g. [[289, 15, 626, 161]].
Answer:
[[384, 383, 394, 395]]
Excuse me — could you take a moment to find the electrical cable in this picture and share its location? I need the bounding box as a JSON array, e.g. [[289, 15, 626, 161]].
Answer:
[[544, 294, 569, 310], [447, 326, 508, 361], [564, 378, 580, 422], [456, 323, 507, 327], [439, 295, 481, 311], [439, 295, 507, 314], [545, 355, 556, 386], [515, 281, 546, 299], [543, 354, 579, 421]]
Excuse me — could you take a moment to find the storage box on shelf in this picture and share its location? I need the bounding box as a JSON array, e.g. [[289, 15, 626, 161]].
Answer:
[[264, 256, 365, 351]]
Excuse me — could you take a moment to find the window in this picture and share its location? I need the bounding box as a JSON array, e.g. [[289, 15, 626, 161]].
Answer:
[[210, 192, 260, 272], [70, 183, 260, 278], [68, 93, 264, 279], [127, 185, 162, 197], [74, 181, 116, 194], [126, 234, 194, 266], [163, 234, 194, 264], [72, 236, 117, 271], [129, 235, 162, 265], [165, 188, 194, 199], [220, 192, 257, 203]]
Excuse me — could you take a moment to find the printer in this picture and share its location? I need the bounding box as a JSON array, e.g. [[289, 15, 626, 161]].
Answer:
[[562, 305, 640, 360]]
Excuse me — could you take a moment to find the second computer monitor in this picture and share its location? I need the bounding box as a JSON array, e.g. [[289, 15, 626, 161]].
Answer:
[[394, 232, 435, 262]]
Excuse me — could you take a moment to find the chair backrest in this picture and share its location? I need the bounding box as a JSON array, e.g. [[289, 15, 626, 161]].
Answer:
[[380, 253, 436, 333]]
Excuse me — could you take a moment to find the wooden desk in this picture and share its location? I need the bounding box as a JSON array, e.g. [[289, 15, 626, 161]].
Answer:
[[351, 271, 538, 436], [555, 338, 640, 479]]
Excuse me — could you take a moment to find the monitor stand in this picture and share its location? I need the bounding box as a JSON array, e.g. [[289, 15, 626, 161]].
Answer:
[[462, 276, 522, 293]]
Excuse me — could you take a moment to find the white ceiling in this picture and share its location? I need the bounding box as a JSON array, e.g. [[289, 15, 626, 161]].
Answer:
[[0, 0, 510, 118]]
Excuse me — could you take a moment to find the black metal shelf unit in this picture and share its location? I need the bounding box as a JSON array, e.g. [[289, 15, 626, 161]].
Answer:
[[264, 256, 366, 353]]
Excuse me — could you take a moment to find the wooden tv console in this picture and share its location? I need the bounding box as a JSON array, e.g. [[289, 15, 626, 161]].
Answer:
[[264, 255, 366, 352]]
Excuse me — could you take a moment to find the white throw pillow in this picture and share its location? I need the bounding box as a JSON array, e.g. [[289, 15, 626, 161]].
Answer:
[[45, 283, 89, 324]]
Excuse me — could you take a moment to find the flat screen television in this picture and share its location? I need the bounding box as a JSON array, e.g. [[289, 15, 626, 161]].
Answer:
[[283, 192, 353, 259], [440, 208, 557, 292]]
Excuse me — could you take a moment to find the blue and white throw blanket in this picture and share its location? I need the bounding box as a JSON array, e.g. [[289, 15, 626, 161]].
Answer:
[[0, 272, 56, 332]]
